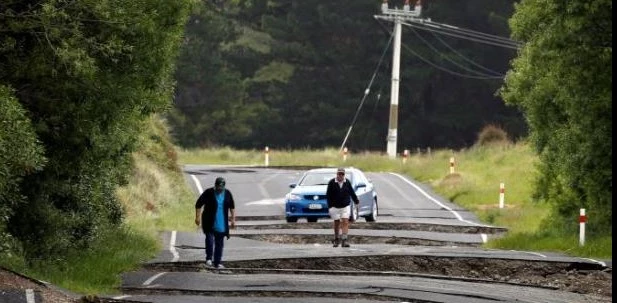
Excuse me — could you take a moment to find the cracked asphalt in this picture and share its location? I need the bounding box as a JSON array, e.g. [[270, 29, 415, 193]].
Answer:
[[3, 166, 610, 303]]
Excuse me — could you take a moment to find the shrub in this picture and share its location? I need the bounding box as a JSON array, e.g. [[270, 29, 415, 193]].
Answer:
[[0, 85, 46, 255], [476, 124, 509, 146]]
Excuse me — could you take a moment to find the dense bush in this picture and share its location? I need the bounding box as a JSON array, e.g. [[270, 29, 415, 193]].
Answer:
[[1, 0, 193, 258], [501, 0, 612, 234], [0, 85, 46, 255]]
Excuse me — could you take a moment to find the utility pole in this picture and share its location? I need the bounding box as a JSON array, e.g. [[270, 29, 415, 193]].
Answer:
[[375, 0, 422, 158]]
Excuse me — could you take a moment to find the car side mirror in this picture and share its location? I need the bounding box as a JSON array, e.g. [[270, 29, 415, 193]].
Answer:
[[289, 183, 297, 188]]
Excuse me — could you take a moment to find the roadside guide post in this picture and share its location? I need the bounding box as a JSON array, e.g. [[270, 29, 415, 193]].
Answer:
[[343, 147, 348, 162], [449, 157, 455, 174], [499, 182, 505, 209], [579, 208, 586, 246], [264, 146, 269, 167], [403, 149, 409, 164]]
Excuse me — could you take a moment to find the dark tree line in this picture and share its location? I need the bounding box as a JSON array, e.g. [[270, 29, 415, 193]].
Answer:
[[169, 0, 527, 151]]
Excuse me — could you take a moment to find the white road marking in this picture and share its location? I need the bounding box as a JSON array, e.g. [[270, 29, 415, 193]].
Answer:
[[190, 174, 204, 194], [170, 230, 179, 262], [112, 295, 132, 300], [246, 198, 286, 205], [511, 250, 547, 258], [389, 172, 486, 227], [258, 172, 280, 199], [143, 272, 167, 286], [25, 289, 35, 303], [581, 258, 606, 267]]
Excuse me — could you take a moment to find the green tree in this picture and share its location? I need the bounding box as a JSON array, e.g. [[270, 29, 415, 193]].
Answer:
[[171, 0, 525, 151], [0, 0, 193, 258], [0, 85, 46, 255], [500, 0, 612, 233]]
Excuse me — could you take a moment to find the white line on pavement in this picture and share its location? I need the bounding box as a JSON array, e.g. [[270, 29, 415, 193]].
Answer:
[[258, 172, 280, 199], [25, 289, 35, 303], [581, 258, 606, 267], [511, 250, 547, 258], [170, 230, 179, 262], [112, 295, 131, 300], [190, 174, 204, 194], [389, 172, 486, 227], [143, 272, 167, 286]]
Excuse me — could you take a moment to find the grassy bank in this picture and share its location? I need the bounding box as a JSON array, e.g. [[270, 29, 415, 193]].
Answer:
[[0, 116, 197, 295]]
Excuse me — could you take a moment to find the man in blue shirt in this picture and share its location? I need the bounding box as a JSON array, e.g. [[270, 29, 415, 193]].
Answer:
[[195, 177, 236, 269]]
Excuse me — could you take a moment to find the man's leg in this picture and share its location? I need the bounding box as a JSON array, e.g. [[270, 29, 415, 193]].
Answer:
[[340, 218, 350, 247], [205, 231, 214, 263], [340, 205, 351, 247], [213, 232, 225, 267], [332, 219, 341, 247]]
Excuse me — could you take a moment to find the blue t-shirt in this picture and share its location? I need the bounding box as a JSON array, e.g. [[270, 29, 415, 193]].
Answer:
[[213, 191, 226, 233]]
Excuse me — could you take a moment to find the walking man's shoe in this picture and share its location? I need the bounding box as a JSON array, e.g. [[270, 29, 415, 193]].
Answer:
[[341, 239, 350, 247], [332, 237, 340, 247]]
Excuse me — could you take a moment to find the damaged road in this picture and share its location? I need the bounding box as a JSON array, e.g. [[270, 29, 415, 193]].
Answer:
[[96, 166, 612, 303]]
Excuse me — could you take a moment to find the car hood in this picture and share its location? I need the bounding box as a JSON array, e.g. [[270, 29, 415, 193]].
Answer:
[[290, 185, 327, 195]]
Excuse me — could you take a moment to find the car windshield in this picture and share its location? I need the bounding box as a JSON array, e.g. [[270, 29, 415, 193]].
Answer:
[[298, 171, 355, 186], [298, 172, 336, 186]]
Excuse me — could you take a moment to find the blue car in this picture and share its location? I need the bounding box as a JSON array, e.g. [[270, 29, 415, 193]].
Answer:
[[285, 167, 378, 223]]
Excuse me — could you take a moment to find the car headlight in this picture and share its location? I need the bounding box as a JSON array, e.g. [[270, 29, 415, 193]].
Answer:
[[286, 193, 302, 201]]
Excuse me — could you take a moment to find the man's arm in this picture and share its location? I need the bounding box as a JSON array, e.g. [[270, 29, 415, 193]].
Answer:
[[347, 180, 359, 204], [194, 189, 208, 226], [326, 179, 334, 208], [195, 207, 202, 226], [229, 208, 235, 229]]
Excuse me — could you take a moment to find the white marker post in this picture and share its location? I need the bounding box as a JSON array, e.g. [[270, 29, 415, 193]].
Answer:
[[403, 149, 409, 164], [449, 157, 455, 174], [343, 147, 348, 162], [499, 182, 505, 209], [579, 208, 586, 246], [264, 146, 269, 167]]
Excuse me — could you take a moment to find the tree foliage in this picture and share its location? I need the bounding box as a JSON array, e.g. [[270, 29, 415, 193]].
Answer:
[[0, 0, 193, 258], [171, 0, 526, 150], [0, 85, 46, 254], [500, 0, 612, 233]]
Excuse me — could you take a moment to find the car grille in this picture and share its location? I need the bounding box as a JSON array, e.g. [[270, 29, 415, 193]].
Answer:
[[303, 194, 327, 200]]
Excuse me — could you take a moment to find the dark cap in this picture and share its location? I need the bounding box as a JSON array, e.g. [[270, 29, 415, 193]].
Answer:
[[214, 177, 226, 187]]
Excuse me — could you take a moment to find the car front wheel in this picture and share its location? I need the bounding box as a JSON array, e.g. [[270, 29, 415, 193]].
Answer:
[[365, 198, 378, 222], [286, 217, 298, 223]]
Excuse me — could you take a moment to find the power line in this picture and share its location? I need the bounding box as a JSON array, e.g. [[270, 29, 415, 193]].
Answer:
[[375, 19, 504, 80], [408, 26, 505, 78], [429, 30, 505, 77], [339, 30, 394, 152], [401, 20, 520, 50]]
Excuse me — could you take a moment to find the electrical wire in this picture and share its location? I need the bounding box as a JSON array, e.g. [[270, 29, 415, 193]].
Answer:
[[408, 26, 504, 78], [420, 18, 520, 47], [375, 19, 505, 79], [401, 21, 520, 50], [339, 29, 394, 152], [430, 30, 505, 77]]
